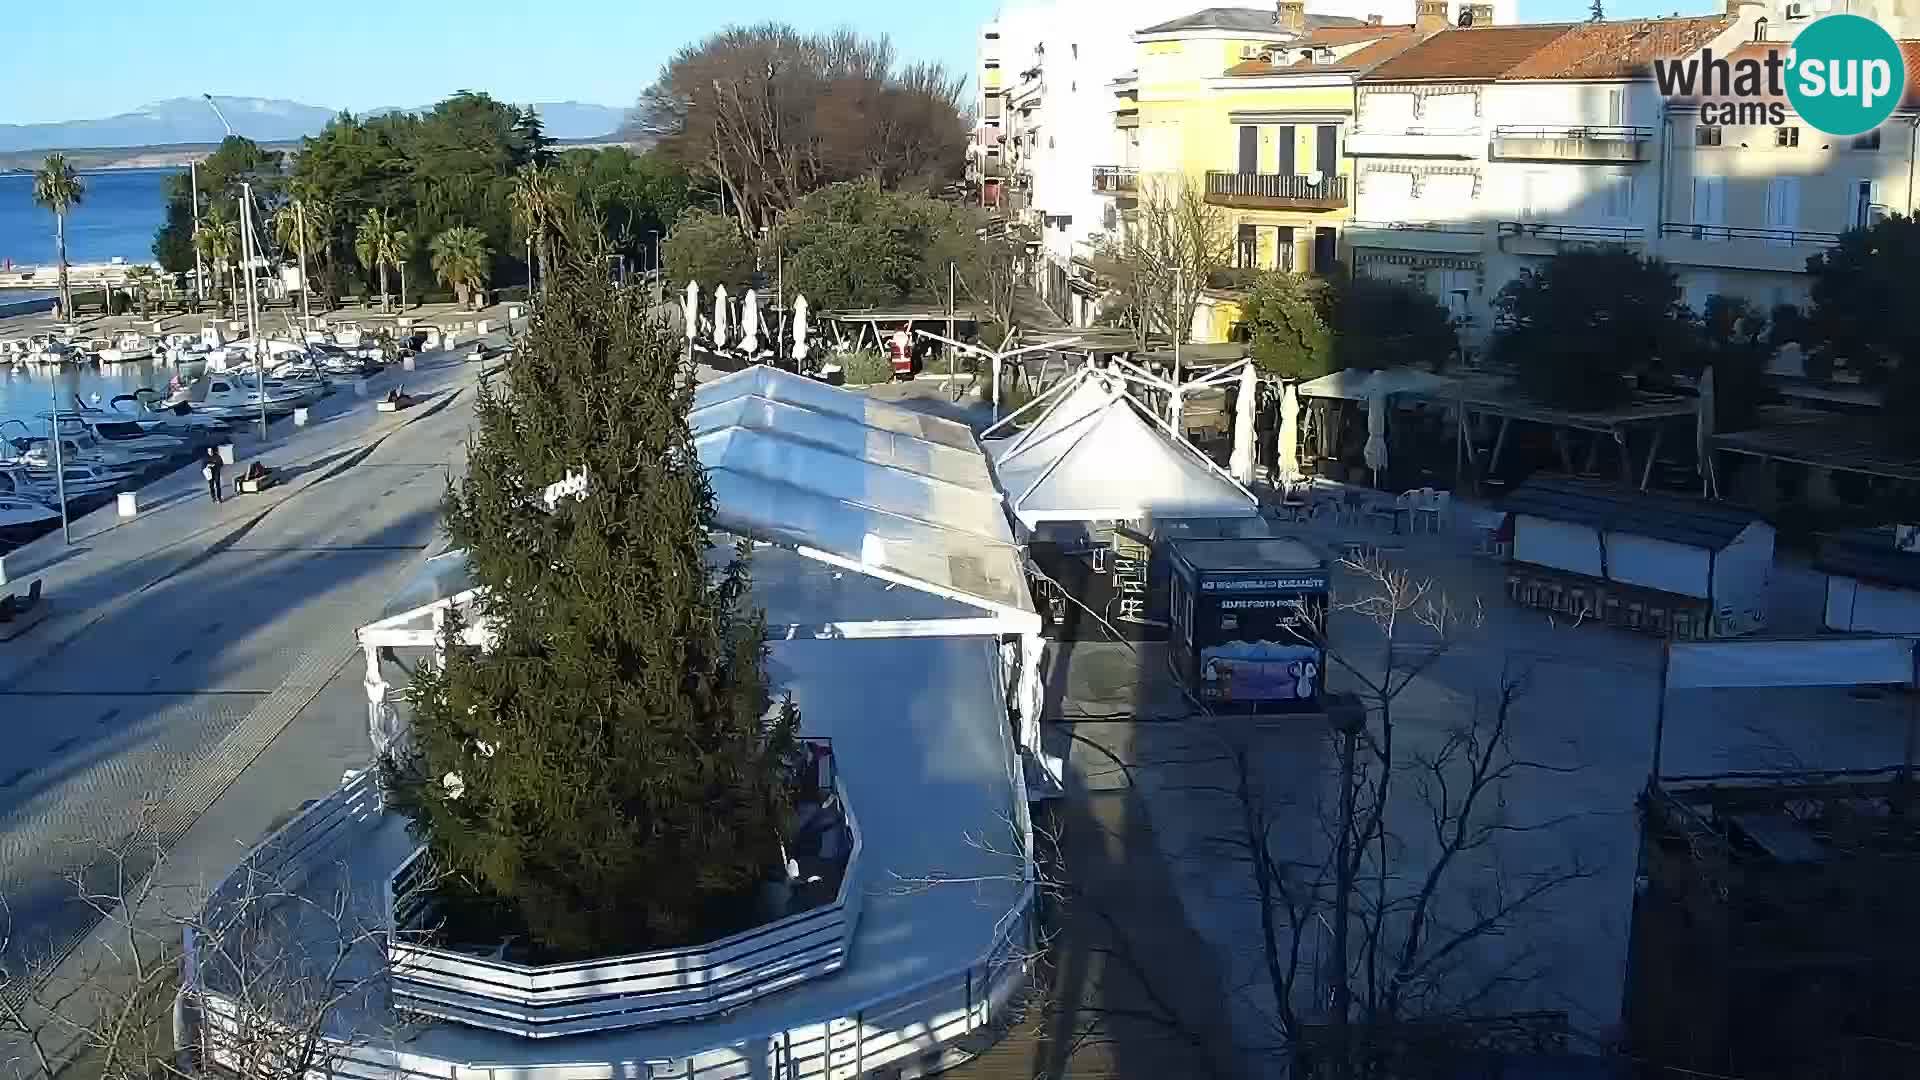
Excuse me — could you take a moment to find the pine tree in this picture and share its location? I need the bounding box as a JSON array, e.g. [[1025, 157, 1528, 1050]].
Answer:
[[1589, 0, 1604, 20], [385, 205, 799, 959]]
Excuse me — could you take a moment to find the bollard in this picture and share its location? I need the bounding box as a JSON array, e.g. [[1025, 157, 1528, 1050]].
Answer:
[[476, 319, 491, 336], [445, 330, 460, 348], [402, 356, 416, 372], [0, 554, 9, 587], [293, 406, 310, 427], [218, 443, 237, 466], [354, 379, 369, 397], [118, 491, 138, 518], [509, 305, 522, 321]]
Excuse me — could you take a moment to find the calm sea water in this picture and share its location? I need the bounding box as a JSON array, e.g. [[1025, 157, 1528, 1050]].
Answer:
[[0, 166, 176, 270], [0, 167, 179, 427]]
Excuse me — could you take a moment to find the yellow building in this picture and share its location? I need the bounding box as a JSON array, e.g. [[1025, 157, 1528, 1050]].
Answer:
[[1104, 4, 1421, 340]]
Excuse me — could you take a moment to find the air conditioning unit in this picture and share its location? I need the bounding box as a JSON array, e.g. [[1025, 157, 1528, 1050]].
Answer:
[[1785, 1, 1808, 17], [1896, 524, 1920, 552], [1240, 45, 1261, 59]]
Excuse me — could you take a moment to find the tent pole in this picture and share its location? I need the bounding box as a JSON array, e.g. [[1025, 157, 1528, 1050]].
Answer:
[[1648, 640, 1672, 788]]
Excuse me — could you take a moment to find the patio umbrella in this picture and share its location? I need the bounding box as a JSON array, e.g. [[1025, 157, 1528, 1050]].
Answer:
[[712, 283, 729, 348], [1278, 381, 1300, 484], [1363, 372, 1389, 486], [791, 295, 810, 361], [682, 281, 699, 344], [740, 288, 760, 354], [1230, 362, 1258, 485]]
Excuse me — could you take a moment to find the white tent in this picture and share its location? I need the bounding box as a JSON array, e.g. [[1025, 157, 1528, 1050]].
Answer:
[[1295, 366, 1456, 402], [988, 366, 1259, 529]]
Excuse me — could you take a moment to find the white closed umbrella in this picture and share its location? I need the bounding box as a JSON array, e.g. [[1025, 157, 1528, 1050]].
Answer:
[[682, 281, 699, 343], [740, 288, 760, 354], [791, 295, 810, 361], [712, 283, 729, 348], [1363, 373, 1389, 487], [1278, 381, 1300, 485], [1229, 362, 1258, 485], [1697, 364, 1716, 496]]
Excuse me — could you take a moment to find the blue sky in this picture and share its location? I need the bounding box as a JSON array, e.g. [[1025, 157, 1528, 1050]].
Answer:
[[4, 0, 1718, 125]]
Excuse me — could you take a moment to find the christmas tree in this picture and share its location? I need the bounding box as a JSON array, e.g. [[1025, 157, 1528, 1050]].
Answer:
[[385, 206, 799, 959]]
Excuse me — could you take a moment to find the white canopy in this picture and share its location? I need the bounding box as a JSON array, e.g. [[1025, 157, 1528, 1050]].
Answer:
[[988, 367, 1258, 528], [1296, 366, 1456, 402]]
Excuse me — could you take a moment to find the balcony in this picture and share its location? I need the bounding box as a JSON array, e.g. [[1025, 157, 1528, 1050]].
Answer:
[[1657, 222, 1841, 274], [1345, 220, 1485, 255], [1093, 166, 1139, 195], [1344, 128, 1483, 160], [1490, 126, 1653, 163], [1205, 171, 1349, 211], [1497, 220, 1645, 255]]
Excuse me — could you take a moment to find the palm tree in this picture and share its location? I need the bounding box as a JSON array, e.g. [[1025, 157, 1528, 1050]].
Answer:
[[355, 208, 405, 313], [31, 154, 85, 318], [195, 207, 240, 316], [124, 265, 160, 318], [393, 227, 416, 311], [510, 163, 563, 299], [430, 226, 492, 310], [274, 196, 333, 310]]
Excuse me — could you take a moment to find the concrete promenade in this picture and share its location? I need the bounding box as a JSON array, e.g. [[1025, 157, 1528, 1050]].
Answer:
[[0, 336, 496, 991]]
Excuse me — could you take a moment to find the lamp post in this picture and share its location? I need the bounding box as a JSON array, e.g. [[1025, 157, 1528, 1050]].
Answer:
[[48, 375, 69, 544], [190, 160, 205, 302], [240, 182, 267, 439]]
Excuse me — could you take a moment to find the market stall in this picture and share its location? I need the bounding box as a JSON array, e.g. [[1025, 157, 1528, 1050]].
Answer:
[[1167, 536, 1330, 713], [1502, 476, 1774, 639], [1816, 526, 1920, 634]]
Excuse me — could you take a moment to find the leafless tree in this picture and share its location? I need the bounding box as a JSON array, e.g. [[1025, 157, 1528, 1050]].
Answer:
[[632, 24, 968, 238], [1090, 173, 1234, 348], [0, 811, 401, 1080]]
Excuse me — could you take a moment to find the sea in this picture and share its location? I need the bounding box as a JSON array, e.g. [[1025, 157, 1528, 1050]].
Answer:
[[0, 167, 180, 425]]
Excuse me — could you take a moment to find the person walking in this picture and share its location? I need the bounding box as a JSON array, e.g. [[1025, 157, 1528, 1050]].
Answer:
[[203, 446, 224, 504]]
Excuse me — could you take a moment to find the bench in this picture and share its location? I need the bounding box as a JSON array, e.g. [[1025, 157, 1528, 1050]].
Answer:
[[376, 387, 417, 413], [235, 464, 279, 494], [0, 579, 48, 641]]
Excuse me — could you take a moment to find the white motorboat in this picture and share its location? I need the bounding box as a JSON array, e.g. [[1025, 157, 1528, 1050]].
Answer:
[[27, 337, 79, 366], [41, 411, 192, 457], [13, 432, 165, 473], [0, 460, 131, 501], [182, 373, 320, 420], [106, 392, 229, 439], [98, 332, 157, 364], [0, 493, 60, 545]]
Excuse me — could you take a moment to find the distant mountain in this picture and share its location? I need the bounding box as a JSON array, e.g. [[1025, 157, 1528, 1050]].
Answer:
[[0, 97, 627, 153], [0, 97, 338, 153]]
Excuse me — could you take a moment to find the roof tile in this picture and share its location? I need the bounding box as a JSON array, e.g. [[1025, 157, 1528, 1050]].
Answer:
[[1224, 25, 1418, 75], [1359, 24, 1580, 82], [1501, 15, 1733, 80]]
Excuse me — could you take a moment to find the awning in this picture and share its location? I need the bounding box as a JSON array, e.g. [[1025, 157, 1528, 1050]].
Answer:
[[988, 368, 1258, 528], [1295, 366, 1457, 402]]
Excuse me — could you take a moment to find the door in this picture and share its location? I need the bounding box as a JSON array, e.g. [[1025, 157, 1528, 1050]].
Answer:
[[1764, 177, 1800, 245], [1237, 224, 1258, 269], [1277, 125, 1296, 176], [1314, 125, 1337, 177], [1313, 227, 1337, 274], [1238, 126, 1258, 173]]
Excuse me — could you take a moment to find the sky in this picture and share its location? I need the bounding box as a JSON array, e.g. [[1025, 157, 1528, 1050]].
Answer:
[[3, 0, 1722, 126]]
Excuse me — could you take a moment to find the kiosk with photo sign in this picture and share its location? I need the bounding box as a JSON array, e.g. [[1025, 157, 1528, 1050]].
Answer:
[[1168, 537, 1330, 713]]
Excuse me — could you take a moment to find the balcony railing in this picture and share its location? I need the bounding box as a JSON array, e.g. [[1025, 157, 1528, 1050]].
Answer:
[[1491, 125, 1654, 163], [1497, 221, 1645, 243], [1093, 166, 1139, 194], [1348, 220, 1482, 235], [1205, 171, 1349, 209], [1659, 223, 1841, 247]]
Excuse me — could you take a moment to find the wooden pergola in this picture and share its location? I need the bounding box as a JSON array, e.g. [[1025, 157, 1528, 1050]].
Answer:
[[1411, 375, 1701, 494], [1711, 407, 1920, 499]]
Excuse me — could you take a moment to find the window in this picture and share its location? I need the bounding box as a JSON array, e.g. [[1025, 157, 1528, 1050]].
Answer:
[[1071, 43, 1078, 58], [1764, 177, 1800, 243], [1277, 124, 1296, 175], [1775, 126, 1799, 147], [1691, 176, 1726, 236], [1518, 170, 1548, 219], [1237, 224, 1258, 269], [1238, 125, 1259, 173], [1606, 88, 1624, 127], [1848, 179, 1879, 229], [1853, 128, 1883, 150], [1315, 124, 1338, 175], [1695, 125, 1722, 147], [1602, 173, 1635, 220]]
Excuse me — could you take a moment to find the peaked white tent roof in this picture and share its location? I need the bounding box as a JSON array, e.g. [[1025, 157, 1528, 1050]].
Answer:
[[988, 368, 1258, 528], [1295, 366, 1457, 401]]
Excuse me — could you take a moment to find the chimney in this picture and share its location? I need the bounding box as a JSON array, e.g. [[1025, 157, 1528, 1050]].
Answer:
[[1468, 2, 1494, 24], [1416, 0, 1450, 33], [1368, 13, 1385, 24], [1277, 0, 1307, 34]]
